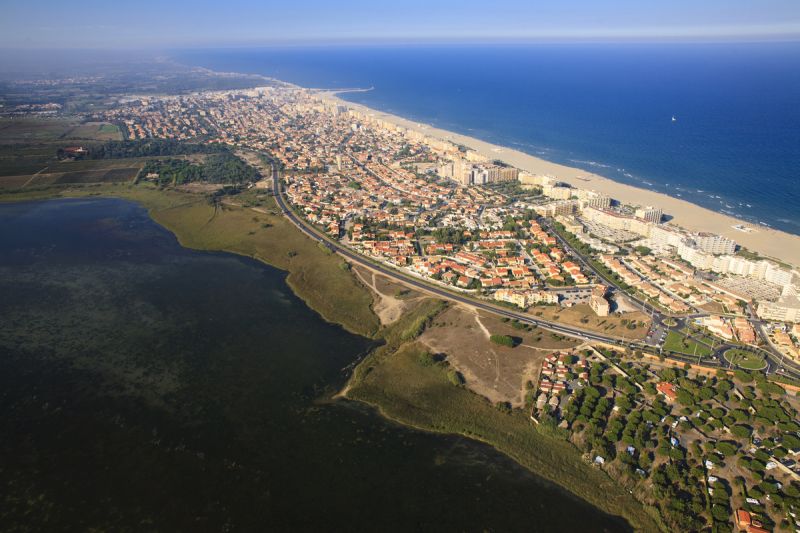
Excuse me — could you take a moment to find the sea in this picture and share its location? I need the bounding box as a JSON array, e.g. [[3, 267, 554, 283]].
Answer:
[[174, 42, 800, 235]]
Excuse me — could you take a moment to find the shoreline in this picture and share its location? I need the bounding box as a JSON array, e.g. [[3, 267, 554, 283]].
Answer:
[[0, 187, 650, 529], [314, 89, 800, 268]]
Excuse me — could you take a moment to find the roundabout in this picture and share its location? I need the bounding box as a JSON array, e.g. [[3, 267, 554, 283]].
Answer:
[[724, 348, 767, 370]]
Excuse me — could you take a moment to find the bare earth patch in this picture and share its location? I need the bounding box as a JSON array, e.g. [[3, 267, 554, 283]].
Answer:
[[177, 183, 225, 194], [419, 305, 578, 407], [527, 303, 651, 340], [352, 265, 423, 325]]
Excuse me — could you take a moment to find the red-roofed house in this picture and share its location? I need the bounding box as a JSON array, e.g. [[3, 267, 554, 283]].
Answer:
[[656, 382, 678, 402]]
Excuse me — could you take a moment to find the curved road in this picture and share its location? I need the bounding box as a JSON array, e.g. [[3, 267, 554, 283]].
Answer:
[[267, 162, 800, 381], [269, 164, 651, 350]]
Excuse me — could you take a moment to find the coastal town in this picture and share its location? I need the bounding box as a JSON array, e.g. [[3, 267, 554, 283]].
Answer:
[[4, 79, 800, 532], [102, 85, 800, 347], [92, 84, 800, 531], [3, 1, 800, 532]]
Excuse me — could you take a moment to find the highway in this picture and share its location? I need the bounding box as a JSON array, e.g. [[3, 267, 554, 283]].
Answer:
[[267, 161, 800, 381], [269, 163, 652, 349]]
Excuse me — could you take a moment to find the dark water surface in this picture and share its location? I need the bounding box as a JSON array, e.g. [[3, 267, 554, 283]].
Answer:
[[0, 198, 628, 532]]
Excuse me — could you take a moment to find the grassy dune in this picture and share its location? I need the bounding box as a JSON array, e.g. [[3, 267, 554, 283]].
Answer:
[[347, 300, 663, 532]]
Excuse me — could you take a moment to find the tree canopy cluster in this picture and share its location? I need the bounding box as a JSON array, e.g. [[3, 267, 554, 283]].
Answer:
[[141, 153, 258, 186], [89, 139, 227, 159]]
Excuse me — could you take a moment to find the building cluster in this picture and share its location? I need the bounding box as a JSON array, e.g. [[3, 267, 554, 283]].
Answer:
[[533, 351, 590, 417], [697, 315, 757, 344], [101, 85, 799, 336], [104, 87, 609, 312]]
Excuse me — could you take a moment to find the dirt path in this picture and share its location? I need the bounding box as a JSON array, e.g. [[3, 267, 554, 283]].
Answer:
[[472, 308, 552, 352], [21, 166, 49, 188], [352, 267, 408, 325]]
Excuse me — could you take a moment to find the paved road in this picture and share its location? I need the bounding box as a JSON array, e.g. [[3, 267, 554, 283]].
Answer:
[[269, 163, 655, 349], [267, 161, 800, 381]]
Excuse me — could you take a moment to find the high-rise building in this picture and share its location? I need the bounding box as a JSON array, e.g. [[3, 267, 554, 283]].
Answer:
[[635, 206, 663, 224], [542, 184, 573, 200], [757, 285, 800, 323], [691, 232, 737, 255]]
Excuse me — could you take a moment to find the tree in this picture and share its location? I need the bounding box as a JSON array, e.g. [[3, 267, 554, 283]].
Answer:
[[716, 441, 738, 457], [711, 504, 730, 522], [730, 425, 752, 439]]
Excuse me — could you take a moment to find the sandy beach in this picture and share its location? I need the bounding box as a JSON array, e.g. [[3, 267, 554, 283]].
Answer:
[[319, 91, 800, 269]]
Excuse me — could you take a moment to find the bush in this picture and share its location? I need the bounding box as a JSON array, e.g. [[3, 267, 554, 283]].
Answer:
[[490, 334, 515, 347], [495, 401, 512, 414], [418, 352, 436, 367], [447, 369, 465, 386]]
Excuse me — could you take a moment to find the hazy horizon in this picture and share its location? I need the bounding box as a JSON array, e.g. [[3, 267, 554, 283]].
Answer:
[[3, 0, 799, 49]]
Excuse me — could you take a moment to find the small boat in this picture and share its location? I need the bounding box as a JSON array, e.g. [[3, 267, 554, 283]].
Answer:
[[671, 115, 677, 122]]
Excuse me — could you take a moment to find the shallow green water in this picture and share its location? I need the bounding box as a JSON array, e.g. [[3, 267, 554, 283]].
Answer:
[[0, 198, 629, 532]]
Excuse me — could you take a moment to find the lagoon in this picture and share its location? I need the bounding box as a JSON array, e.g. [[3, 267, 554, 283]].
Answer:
[[0, 198, 628, 531]]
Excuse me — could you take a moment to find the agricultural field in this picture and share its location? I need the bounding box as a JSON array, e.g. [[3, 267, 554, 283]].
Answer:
[[64, 122, 123, 141], [0, 159, 144, 188], [0, 118, 127, 177], [0, 117, 82, 142]]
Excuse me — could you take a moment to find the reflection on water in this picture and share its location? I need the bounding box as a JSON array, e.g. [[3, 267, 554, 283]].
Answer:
[[0, 198, 629, 532]]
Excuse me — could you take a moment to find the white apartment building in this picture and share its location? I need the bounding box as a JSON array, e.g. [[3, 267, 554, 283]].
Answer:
[[582, 207, 652, 237], [757, 285, 800, 323], [635, 206, 663, 224], [575, 189, 612, 210], [542, 184, 573, 200], [649, 225, 685, 248], [691, 232, 737, 255], [678, 241, 715, 269], [535, 200, 579, 217]]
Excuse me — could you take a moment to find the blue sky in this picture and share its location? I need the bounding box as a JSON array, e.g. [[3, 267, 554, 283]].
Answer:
[[3, 0, 800, 48]]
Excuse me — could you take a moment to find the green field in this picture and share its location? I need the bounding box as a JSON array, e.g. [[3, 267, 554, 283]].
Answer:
[[65, 122, 123, 141], [724, 348, 766, 370], [663, 330, 712, 357]]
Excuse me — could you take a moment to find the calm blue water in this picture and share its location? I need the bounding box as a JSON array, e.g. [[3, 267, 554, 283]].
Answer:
[[175, 43, 800, 234]]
